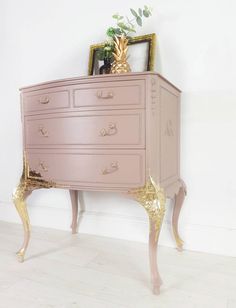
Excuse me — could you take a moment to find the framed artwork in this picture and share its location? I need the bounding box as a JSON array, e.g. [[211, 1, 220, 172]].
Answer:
[[88, 33, 156, 75]]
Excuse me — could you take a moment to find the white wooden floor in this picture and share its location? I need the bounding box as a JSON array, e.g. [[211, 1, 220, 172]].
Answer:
[[0, 221, 235, 308]]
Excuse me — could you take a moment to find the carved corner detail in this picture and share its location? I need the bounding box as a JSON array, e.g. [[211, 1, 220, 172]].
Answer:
[[23, 152, 56, 189]]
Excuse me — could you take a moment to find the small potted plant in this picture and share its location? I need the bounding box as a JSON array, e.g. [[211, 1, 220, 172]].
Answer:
[[98, 6, 152, 74], [97, 40, 115, 74]]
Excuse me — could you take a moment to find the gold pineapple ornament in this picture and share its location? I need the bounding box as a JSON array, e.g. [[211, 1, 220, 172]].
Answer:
[[111, 34, 131, 74]]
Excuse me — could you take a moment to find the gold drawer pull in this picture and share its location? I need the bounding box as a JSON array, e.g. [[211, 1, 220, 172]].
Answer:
[[39, 96, 50, 104], [96, 91, 114, 99], [38, 125, 49, 137], [39, 162, 48, 172], [102, 162, 119, 175], [100, 123, 117, 136]]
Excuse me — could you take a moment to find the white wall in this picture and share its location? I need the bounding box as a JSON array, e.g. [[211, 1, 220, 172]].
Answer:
[[0, 0, 236, 257]]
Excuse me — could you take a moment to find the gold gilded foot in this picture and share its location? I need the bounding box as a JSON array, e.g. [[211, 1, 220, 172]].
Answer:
[[174, 230, 184, 252], [17, 248, 26, 263], [130, 177, 166, 295]]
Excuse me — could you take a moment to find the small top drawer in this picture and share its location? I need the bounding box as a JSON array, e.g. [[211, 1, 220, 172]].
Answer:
[[22, 88, 70, 114], [73, 79, 145, 110]]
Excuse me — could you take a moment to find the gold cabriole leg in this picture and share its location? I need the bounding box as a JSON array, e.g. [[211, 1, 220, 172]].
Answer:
[[13, 153, 56, 263], [172, 180, 187, 251], [12, 178, 32, 262], [131, 177, 166, 295]]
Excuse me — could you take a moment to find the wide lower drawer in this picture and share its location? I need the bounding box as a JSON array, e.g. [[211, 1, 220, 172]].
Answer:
[[25, 110, 145, 148], [22, 87, 70, 114], [26, 149, 145, 189], [72, 79, 145, 109]]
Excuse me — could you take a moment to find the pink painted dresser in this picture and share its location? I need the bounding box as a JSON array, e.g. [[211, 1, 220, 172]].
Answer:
[[13, 72, 186, 295]]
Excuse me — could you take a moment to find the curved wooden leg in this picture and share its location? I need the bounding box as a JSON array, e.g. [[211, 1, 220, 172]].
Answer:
[[13, 153, 56, 262], [131, 177, 166, 295], [77, 191, 85, 226], [69, 190, 78, 234], [149, 220, 163, 294], [12, 179, 32, 262], [172, 180, 186, 251]]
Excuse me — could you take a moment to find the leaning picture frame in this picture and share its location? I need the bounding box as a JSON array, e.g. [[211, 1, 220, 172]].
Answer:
[[88, 33, 156, 76]]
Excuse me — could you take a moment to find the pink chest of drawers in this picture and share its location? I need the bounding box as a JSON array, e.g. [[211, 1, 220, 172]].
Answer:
[[13, 72, 186, 294]]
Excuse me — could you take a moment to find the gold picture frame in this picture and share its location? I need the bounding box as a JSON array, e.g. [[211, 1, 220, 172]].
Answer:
[[88, 33, 156, 75]]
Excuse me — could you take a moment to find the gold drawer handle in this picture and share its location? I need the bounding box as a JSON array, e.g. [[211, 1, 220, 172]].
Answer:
[[38, 96, 50, 104], [102, 162, 119, 175], [96, 91, 114, 99], [100, 123, 117, 136], [39, 162, 48, 172], [38, 125, 49, 137]]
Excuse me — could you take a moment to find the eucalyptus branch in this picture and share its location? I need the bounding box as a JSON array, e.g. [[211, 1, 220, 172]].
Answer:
[[100, 5, 152, 62]]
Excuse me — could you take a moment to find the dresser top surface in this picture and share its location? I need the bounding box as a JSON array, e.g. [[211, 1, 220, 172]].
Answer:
[[20, 72, 181, 93]]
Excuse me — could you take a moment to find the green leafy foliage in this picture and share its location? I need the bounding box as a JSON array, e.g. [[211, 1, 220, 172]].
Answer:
[[99, 5, 152, 61], [97, 41, 114, 61], [112, 14, 124, 20], [117, 22, 129, 30], [143, 10, 149, 17], [110, 5, 152, 37], [136, 16, 142, 26], [130, 8, 138, 18]]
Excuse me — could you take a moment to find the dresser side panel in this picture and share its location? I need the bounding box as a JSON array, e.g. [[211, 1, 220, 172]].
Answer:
[[158, 77, 181, 188], [20, 92, 27, 151]]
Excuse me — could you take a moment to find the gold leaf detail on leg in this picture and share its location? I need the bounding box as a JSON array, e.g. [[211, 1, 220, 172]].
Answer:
[[13, 152, 56, 262]]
